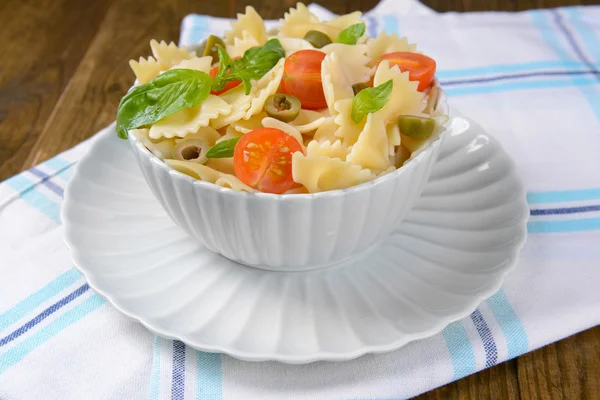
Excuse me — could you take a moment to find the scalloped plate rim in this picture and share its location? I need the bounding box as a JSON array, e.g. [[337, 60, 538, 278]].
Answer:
[[61, 119, 528, 364]]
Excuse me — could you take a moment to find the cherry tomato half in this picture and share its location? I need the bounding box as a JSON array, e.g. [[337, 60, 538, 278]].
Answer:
[[233, 128, 304, 194], [281, 50, 327, 110], [380, 52, 436, 91], [210, 63, 242, 95]]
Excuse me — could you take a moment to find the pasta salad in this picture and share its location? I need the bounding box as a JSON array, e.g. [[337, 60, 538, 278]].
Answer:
[[117, 3, 447, 194]]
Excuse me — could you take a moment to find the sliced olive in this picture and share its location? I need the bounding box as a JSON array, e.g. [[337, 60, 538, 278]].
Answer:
[[264, 94, 301, 122], [424, 86, 440, 115], [200, 35, 226, 62], [397, 115, 436, 140], [352, 82, 370, 95], [303, 30, 332, 49], [173, 139, 209, 164]]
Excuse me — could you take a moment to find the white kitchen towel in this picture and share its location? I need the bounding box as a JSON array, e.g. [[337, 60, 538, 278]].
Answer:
[[1, 1, 599, 399]]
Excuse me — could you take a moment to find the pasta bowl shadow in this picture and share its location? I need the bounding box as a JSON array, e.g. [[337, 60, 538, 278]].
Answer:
[[128, 89, 449, 272]]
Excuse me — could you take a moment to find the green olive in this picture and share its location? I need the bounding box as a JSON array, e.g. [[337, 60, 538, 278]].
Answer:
[[352, 82, 370, 95], [397, 115, 436, 140], [264, 94, 301, 122], [199, 35, 226, 63], [173, 139, 209, 164], [303, 30, 332, 49]]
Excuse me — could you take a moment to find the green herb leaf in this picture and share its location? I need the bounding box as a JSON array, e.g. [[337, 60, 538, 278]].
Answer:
[[206, 137, 241, 158], [336, 23, 366, 45], [212, 39, 285, 95], [351, 79, 393, 124], [116, 69, 213, 139]]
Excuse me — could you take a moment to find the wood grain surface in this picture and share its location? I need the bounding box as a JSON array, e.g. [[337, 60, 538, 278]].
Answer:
[[0, 0, 598, 398]]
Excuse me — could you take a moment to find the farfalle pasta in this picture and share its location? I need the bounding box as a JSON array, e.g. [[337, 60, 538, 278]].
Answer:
[[116, 3, 447, 194]]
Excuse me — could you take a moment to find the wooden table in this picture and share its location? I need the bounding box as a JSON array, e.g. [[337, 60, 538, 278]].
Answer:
[[1, 0, 598, 398]]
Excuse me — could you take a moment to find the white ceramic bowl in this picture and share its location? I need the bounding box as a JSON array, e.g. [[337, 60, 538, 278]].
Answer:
[[128, 87, 448, 271]]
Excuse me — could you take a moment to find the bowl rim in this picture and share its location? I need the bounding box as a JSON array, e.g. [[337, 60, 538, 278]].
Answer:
[[128, 82, 449, 200]]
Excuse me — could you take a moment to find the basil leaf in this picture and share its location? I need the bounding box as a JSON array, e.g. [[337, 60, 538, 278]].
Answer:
[[116, 69, 213, 139], [212, 39, 285, 95], [206, 137, 240, 158], [336, 23, 366, 45], [351, 79, 393, 124], [211, 45, 234, 93]]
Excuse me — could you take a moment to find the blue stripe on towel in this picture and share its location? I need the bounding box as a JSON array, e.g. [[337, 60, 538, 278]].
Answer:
[[486, 290, 528, 359], [443, 75, 598, 97], [196, 352, 223, 400], [442, 322, 476, 380], [0, 295, 105, 374], [436, 60, 596, 80], [554, 8, 600, 121], [528, 217, 600, 233], [148, 337, 161, 400], [0, 269, 82, 332], [441, 69, 598, 86], [41, 156, 72, 173], [5, 175, 61, 224], [28, 168, 64, 197], [563, 7, 600, 63], [187, 15, 210, 45], [172, 340, 186, 400], [382, 15, 398, 35], [531, 204, 600, 216], [470, 309, 498, 368], [527, 188, 600, 204], [0, 284, 89, 347]]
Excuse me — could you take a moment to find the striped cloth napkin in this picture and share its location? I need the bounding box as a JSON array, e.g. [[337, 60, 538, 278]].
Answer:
[[1, 1, 599, 398]]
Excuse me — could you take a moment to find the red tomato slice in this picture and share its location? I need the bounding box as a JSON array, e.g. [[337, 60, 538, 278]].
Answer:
[[281, 50, 327, 110], [379, 52, 436, 91], [210, 64, 241, 95], [234, 128, 304, 194]]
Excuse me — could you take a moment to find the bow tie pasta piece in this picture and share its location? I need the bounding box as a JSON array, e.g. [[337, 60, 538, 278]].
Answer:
[[230, 112, 266, 134], [174, 126, 221, 147], [327, 11, 362, 29], [225, 6, 268, 46], [227, 31, 261, 58], [372, 60, 426, 124], [168, 56, 212, 74], [206, 158, 235, 175], [321, 53, 354, 116], [289, 109, 330, 133], [130, 129, 176, 159], [306, 139, 349, 160], [212, 59, 284, 129], [280, 3, 320, 37], [366, 33, 418, 67], [261, 117, 304, 146], [333, 98, 366, 146], [150, 40, 196, 68], [280, 5, 364, 41], [129, 56, 162, 84], [313, 119, 339, 143], [346, 113, 391, 171], [165, 159, 256, 192], [211, 86, 252, 129], [244, 59, 285, 120], [321, 44, 371, 84], [276, 37, 314, 56], [291, 153, 374, 193], [149, 95, 232, 139]]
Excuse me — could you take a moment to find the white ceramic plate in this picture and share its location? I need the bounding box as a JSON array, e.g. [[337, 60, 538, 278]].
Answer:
[[62, 116, 528, 363]]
